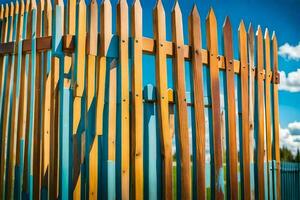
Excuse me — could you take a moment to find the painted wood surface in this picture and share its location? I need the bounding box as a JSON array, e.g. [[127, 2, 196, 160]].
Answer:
[[238, 20, 251, 200], [153, 0, 172, 199], [223, 16, 238, 200], [0, 1, 283, 199], [206, 8, 224, 199], [255, 26, 265, 200]]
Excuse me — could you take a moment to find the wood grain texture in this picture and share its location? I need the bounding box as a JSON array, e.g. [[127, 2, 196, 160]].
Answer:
[[172, 2, 191, 199], [87, 0, 98, 199], [223, 17, 238, 200], [188, 6, 206, 199], [6, 1, 24, 198], [255, 26, 265, 200], [206, 8, 224, 199], [40, 0, 52, 193], [0, 3, 15, 198], [238, 20, 251, 200], [117, 0, 130, 198], [33, 0, 44, 198], [131, 0, 143, 199], [153, 0, 172, 199], [272, 32, 281, 200], [264, 28, 272, 199], [95, 0, 111, 135]]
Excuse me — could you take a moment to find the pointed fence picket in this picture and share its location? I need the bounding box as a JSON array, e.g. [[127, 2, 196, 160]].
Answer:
[[0, 0, 283, 199]]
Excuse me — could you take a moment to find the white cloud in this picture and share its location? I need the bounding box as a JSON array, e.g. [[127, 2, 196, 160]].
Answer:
[[278, 42, 300, 60], [279, 69, 300, 92], [280, 123, 300, 155], [287, 121, 300, 135]]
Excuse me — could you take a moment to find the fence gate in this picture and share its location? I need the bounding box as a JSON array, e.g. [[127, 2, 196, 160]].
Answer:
[[0, 0, 282, 199]]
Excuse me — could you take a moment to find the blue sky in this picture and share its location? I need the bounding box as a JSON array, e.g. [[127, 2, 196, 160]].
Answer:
[[1, 0, 299, 152]]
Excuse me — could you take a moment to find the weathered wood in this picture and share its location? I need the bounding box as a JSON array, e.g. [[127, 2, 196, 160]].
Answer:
[[255, 26, 265, 200], [206, 8, 224, 199], [238, 20, 251, 200], [40, 0, 52, 193], [6, 1, 25, 198], [87, 0, 98, 199], [95, 0, 111, 135], [117, 0, 130, 198], [223, 16, 238, 200], [32, 0, 44, 198], [188, 6, 206, 199], [172, 2, 191, 199], [15, 1, 30, 198], [247, 24, 256, 198], [131, 0, 143, 199], [0, 3, 15, 198], [264, 28, 273, 199], [153, 0, 172, 199], [272, 32, 281, 200]]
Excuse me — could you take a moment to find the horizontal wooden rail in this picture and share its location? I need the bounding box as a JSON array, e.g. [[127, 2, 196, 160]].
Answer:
[[0, 34, 280, 84]]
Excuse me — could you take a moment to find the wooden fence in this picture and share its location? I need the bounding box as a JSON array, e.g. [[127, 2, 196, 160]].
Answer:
[[280, 162, 300, 200], [0, 0, 282, 199]]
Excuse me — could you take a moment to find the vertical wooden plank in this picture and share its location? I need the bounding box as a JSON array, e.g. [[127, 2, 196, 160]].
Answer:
[[116, 0, 130, 198], [264, 28, 273, 199], [87, 0, 98, 199], [0, 5, 4, 42], [247, 24, 256, 198], [6, 0, 25, 198], [171, 2, 191, 199], [40, 0, 52, 195], [206, 8, 224, 199], [131, 0, 143, 199], [49, 0, 63, 198], [238, 20, 251, 200], [32, 0, 44, 198], [95, 0, 111, 135], [255, 26, 265, 200], [223, 16, 238, 200], [73, 0, 86, 136], [188, 6, 206, 200], [73, 0, 86, 198], [15, 1, 30, 198], [271, 32, 281, 200], [0, 3, 15, 198], [108, 59, 117, 200], [0, 4, 9, 116], [153, 0, 172, 199], [24, 0, 37, 198]]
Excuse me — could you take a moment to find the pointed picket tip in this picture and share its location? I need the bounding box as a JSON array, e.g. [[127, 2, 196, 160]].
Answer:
[[154, 0, 164, 10], [272, 31, 277, 43], [248, 23, 254, 37], [238, 20, 246, 34], [223, 16, 231, 30], [133, 0, 141, 9], [206, 7, 217, 28], [31, 0, 37, 9], [172, 0, 179, 11], [9, 2, 14, 17], [191, 4, 199, 18], [264, 28, 270, 41], [256, 25, 262, 37], [25, 0, 30, 12], [4, 4, 9, 18], [78, 0, 86, 9], [206, 7, 216, 20], [15, 0, 20, 14], [117, 0, 127, 6]]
